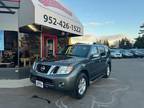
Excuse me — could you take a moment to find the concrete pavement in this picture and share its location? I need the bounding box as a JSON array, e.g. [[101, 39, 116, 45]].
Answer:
[[0, 78, 32, 88]]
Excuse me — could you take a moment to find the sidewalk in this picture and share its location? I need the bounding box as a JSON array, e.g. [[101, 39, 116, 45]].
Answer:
[[0, 78, 33, 88]]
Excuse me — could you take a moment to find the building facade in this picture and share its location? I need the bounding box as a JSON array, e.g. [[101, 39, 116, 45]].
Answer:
[[0, 0, 83, 79]]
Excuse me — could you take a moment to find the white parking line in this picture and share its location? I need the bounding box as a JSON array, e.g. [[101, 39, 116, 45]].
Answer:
[[89, 85, 130, 108], [55, 96, 69, 108], [54, 78, 130, 108]]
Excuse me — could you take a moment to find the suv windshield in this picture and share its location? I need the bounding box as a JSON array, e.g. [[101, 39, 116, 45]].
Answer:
[[59, 45, 90, 57]]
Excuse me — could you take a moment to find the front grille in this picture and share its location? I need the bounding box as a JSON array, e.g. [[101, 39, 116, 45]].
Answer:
[[30, 75, 54, 86], [36, 64, 51, 74]]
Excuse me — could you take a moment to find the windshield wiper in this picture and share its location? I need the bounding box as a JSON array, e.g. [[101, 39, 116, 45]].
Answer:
[[66, 54, 82, 57]]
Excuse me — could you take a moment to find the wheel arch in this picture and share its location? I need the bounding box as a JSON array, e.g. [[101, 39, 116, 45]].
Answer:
[[108, 61, 111, 71], [79, 70, 90, 86]]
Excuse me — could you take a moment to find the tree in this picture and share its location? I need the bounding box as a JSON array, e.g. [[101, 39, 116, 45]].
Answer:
[[134, 36, 144, 48], [96, 40, 103, 44], [103, 40, 109, 47], [134, 23, 144, 48], [96, 40, 110, 47], [119, 38, 132, 49], [140, 23, 144, 36]]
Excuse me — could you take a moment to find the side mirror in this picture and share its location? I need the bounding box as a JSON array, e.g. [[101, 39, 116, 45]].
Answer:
[[100, 52, 106, 56]]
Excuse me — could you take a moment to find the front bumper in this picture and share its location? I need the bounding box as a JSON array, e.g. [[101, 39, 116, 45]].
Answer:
[[30, 70, 77, 91], [111, 55, 122, 58], [134, 54, 144, 58], [123, 55, 133, 58]]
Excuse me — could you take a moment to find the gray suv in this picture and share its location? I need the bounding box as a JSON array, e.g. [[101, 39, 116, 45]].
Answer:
[[30, 43, 111, 99]]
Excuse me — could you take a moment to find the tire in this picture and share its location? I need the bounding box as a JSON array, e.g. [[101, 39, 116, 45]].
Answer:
[[72, 73, 88, 99], [104, 64, 111, 78]]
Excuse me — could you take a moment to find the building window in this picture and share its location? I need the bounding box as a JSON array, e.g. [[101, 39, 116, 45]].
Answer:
[[19, 33, 40, 67], [0, 31, 18, 68]]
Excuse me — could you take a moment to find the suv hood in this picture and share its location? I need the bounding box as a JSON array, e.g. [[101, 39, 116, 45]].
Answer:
[[38, 55, 85, 66]]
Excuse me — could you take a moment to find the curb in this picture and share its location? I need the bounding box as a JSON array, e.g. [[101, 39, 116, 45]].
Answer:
[[0, 78, 33, 88]]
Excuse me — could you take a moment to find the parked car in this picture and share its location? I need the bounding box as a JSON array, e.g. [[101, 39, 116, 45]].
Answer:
[[110, 49, 122, 58], [121, 50, 134, 58], [130, 49, 144, 58], [139, 49, 144, 53], [138, 49, 144, 58], [30, 43, 112, 99]]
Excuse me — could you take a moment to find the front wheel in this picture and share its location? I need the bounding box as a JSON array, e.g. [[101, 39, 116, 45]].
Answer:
[[72, 73, 88, 99]]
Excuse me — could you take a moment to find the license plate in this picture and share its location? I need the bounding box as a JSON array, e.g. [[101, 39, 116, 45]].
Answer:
[[36, 80, 44, 88]]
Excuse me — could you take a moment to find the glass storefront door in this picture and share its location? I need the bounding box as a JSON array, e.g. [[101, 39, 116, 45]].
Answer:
[[42, 34, 58, 58], [46, 39, 54, 56]]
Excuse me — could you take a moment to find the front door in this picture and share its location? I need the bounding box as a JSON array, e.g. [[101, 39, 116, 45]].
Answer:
[[42, 34, 58, 58], [88, 46, 101, 79], [97, 46, 107, 73]]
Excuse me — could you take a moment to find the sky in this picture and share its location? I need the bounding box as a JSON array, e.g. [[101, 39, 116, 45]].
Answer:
[[60, 0, 144, 38]]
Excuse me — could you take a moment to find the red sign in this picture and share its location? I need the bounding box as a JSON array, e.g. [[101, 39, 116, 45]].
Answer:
[[39, 0, 72, 16]]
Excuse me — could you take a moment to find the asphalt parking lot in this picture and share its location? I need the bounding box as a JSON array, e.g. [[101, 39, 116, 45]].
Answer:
[[0, 58, 144, 108]]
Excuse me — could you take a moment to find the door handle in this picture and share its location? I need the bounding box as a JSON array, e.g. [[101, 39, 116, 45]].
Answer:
[[98, 59, 102, 62]]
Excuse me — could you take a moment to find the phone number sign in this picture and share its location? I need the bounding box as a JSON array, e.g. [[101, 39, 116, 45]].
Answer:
[[35, 6, 83, 35], [43, 14, 81, 33]]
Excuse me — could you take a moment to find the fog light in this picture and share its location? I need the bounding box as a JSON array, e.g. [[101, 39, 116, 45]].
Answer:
[[58, 82, 65, 88]]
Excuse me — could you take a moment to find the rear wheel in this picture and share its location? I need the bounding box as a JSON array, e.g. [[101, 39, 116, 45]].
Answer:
[[104, 64, 111, 78], [72, 73, 88, 99]]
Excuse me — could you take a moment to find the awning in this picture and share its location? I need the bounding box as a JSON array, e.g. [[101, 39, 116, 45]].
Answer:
[[19, 0, 84, 36]]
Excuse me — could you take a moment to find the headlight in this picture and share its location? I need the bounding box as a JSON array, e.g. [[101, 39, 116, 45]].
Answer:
[[32, 62, 37, 70], [56, 66, 73, 75]]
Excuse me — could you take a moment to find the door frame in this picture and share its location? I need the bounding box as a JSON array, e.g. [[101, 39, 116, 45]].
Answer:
[[42, 33, 58, 58]]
